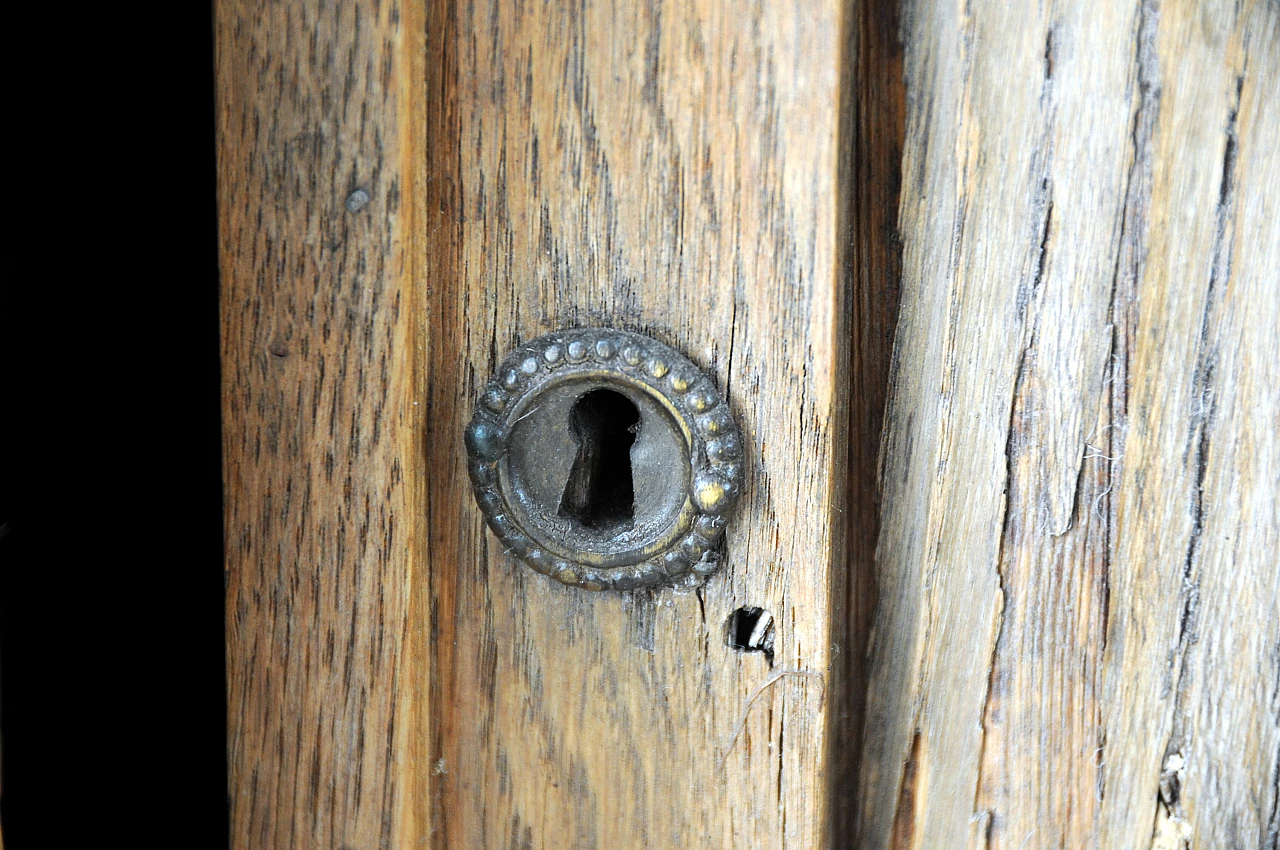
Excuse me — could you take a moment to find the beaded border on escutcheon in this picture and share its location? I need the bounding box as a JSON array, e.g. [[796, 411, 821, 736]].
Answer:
[[464, 328, 744, 591]]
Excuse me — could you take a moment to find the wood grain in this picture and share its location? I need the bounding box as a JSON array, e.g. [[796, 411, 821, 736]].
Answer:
[[219, 0, 1279, 846], [1101, 4, 1280, 848], [424, 0, 855, 847], [219, 0, 862, 844], [217, 1, 429, 846], [856, 1, 1280, 848]]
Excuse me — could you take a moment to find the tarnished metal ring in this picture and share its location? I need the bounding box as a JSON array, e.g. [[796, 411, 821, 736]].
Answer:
[[464, 328, 743, 591]]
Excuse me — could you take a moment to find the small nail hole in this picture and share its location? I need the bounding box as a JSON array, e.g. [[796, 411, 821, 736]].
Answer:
[[726, 606, 774, 664]]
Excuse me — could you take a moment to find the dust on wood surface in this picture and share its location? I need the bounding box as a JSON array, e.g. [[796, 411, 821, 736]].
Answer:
[[857, 1, 1280, 849]]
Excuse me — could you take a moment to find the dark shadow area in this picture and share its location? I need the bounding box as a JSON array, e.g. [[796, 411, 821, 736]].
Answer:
[[0, 3, 227, 843], [829, 0, 908, 843]]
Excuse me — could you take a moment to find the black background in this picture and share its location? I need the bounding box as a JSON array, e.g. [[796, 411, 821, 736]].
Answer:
[[1, 4, 227, 842]]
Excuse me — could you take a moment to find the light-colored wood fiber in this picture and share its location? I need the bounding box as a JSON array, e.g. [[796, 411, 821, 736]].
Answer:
[[857, 1, 1280, 848]]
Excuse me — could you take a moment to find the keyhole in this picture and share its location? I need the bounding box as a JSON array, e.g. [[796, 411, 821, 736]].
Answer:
[[559, 389, 640, 530]]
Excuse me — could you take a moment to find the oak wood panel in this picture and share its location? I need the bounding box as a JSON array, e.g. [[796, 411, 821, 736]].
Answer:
[[217, 1, 429, 847], [857, 1, 1280, 848], [424, 0, 855, 846]]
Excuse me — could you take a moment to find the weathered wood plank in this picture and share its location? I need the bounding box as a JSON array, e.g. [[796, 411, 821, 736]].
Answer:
[[217, 1, 429, 846], [424, 0, 855, 846], [1100, 4, 1280, 848], [857, 0, 1280, 848]]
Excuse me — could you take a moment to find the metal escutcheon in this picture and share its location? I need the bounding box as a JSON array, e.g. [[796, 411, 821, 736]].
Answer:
[[465, 329, 743, 591]]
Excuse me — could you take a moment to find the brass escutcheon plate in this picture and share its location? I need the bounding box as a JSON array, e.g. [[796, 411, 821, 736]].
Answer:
[[464, 329, 743, 590]]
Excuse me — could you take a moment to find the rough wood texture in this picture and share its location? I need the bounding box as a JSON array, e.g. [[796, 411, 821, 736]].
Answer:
[[857, 1, 1280, 848], [424, 0, 854, 847], [217, 1, 429, 846], [220, 0, 1279, 846]]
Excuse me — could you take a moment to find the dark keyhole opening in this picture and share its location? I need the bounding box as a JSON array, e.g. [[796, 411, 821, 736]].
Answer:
[[559, 389, 640, 530]]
